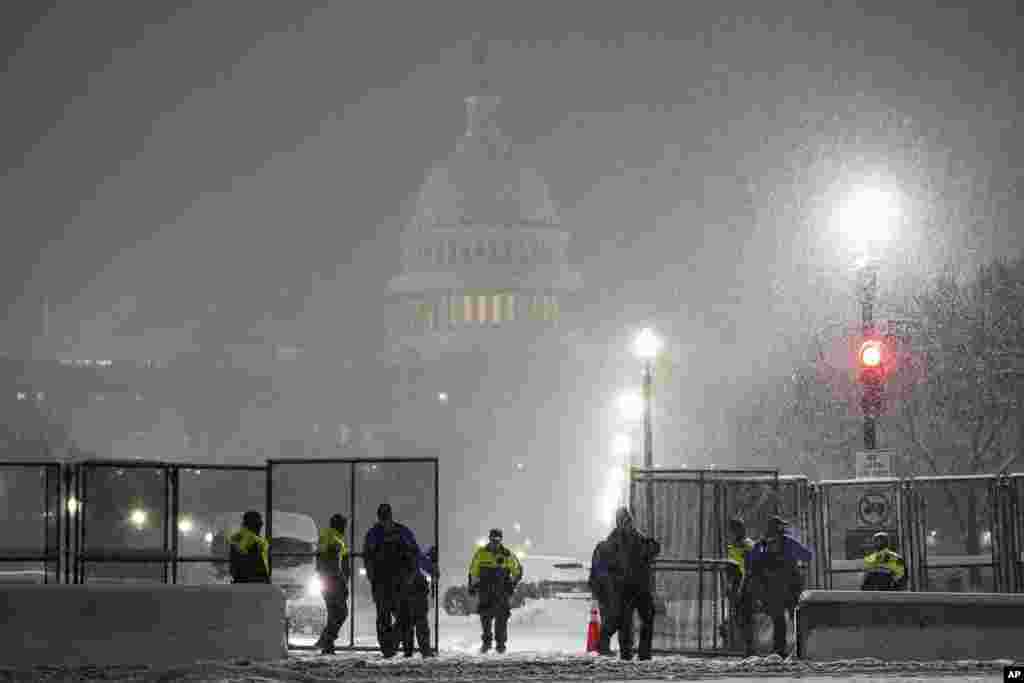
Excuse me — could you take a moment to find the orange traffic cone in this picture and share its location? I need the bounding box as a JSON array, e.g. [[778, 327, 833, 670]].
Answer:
[[585, 605, 601, 653]]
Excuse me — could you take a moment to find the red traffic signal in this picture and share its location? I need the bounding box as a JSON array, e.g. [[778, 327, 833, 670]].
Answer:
[[859, 340, 884, 368]]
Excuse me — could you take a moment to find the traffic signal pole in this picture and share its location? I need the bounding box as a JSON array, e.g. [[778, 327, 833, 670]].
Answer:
[[859, 264, 879, 451]]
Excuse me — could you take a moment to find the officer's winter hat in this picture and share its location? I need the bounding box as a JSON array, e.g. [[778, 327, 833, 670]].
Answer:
[[330, 513, 347, 529], [377, 503, 393, 521], [488, 528, 503, 540]]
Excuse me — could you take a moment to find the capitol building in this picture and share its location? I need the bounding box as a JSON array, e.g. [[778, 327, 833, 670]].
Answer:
[[388, 93, 582, 355]]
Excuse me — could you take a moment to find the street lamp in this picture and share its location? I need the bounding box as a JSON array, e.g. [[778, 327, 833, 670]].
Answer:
[[632, 327, 662, 534], [837, 185, 899, 452]]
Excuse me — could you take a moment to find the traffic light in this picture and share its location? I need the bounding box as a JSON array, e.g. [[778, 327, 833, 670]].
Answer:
[[859, 340, 883, 369], [858, 339, 886, 450]]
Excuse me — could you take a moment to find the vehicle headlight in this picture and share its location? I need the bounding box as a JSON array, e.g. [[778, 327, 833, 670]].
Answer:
[[306, 574, 323, 597]]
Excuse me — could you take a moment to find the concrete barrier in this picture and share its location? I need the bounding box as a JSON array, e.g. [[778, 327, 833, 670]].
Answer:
[[0, 584, 287, 668], [797, 590, 1024, 661]]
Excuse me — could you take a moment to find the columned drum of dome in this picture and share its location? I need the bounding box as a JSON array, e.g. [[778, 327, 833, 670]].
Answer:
[[388, 95, 581, 354]]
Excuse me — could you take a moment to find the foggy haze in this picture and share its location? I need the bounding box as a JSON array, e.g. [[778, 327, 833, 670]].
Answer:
[[2, 1, 1020, 568]]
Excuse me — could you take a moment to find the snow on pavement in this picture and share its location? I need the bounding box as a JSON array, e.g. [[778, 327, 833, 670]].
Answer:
[[1, 600, 1018, 681], [4, 652, 1017, 683]]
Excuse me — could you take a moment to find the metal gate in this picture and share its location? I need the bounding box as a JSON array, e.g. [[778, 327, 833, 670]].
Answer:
[[629, 468, 812, 654], [267, 457, 439, 651], [0, 460, 61, 584], [812, 477, 928, 591], [68, 460, 266, 586]]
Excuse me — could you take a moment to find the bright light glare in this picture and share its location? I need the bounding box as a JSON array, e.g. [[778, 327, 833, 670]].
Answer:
[[437, 392, 448, 403], [66, 497, 80, 516], [306, 575, 323, 597], [612, 432, 632, 459], [599, 464, 629, 526], [513, 522, 522, 533], [358, 567, 367, 576], [617, 391, 644, 423], [178, 517, 194, 534], [204, 531, 214, 544], [860, 341, 883, 367], [129, 508, 147, 529], [633, 327, 663, 361], [836, 186, 899, 251], [476, 537, 488, 547], [981, 530, 992, 547]]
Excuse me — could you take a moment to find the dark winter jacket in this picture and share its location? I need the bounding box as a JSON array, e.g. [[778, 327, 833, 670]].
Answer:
[[745, 533, 811, 610], [602, 526, 661, 592], [363, 522, 419, 594]]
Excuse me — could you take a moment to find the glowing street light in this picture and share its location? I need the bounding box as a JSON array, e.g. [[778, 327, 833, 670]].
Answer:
[[835, 185, 899, 260], [129, 508, 148, 529], [178, 517, 195, 534], [632, 327, 663, 361], [66, 497, 80, 516], [204, 531, 214, 544]]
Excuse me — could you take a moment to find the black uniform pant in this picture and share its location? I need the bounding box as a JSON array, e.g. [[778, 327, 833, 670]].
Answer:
[[318, 576, 348, 646], [400, 591, 432, 655], [596, 597, 618, 654], [617, 587, 655, 659], [373, 586, 408, 656], [740, 591, 791, 656], [479, 609, 510, 646]]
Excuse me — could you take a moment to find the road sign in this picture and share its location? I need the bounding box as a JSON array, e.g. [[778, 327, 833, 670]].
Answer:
[[855, 449, 895, 478], [857, 490, 893, 527]]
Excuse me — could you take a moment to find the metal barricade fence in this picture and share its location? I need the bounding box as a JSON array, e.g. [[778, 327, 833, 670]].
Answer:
[[0, 460, 61, 584], [630, 469, 812, 654], [267, 457, 439, 652]]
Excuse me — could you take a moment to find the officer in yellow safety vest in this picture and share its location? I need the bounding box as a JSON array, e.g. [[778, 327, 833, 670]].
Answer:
[[721, 518, 754, 646], [468, 528, 523, 653], [315, 514, 350, 654], [726, 518, 755, 590], [861, 532, 907, 591], [229, 510, 270, 583]]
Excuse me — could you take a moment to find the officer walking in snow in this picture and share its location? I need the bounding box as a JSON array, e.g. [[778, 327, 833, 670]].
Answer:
[[363, 503, 420, 657], [228, 510, 270, 584], [314, 513, 350, 654], [468, 528, 522, 653], [600, 507, 660, 661], [740, 514, 811, 657]]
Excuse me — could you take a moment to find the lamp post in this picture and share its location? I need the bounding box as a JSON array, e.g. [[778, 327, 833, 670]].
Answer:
[[632, 328, 663, 534], [837, 186, 898, 452]]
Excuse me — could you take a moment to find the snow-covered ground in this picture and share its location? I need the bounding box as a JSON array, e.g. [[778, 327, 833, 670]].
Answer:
[[3, 599, 1019, 681], [288, 597, 592, 653]]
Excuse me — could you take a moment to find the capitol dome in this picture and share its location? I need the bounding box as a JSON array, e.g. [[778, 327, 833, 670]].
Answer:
[[388, 94, 581, 351], [408, 95, 560, 230]]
